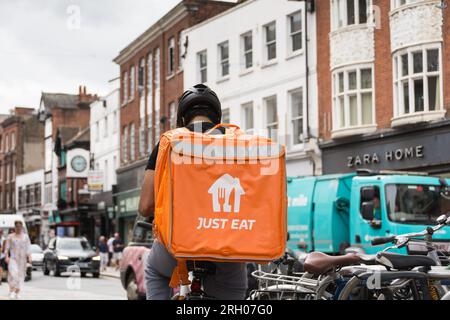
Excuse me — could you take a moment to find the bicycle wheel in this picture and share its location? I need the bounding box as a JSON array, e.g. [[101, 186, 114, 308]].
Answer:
[[338, 275, 396, 300]]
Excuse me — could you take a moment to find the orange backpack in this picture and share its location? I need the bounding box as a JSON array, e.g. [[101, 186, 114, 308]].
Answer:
[[153, 124, 287, 287]]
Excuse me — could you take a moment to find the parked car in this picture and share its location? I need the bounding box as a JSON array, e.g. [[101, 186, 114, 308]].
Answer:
[[120, 220, 153, 300], [30, 244, 44, 270], [43, 237, 100, 277]]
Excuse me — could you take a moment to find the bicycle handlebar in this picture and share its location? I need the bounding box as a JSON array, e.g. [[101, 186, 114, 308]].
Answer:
[[371, 215, 449, 247], [371, 236, 396, 246]]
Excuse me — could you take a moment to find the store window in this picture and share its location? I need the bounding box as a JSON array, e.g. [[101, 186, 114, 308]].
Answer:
[[333, 66, 374, 130], [393, 45, 442, 117]]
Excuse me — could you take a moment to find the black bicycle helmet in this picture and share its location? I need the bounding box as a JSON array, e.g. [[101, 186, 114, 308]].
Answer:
[[176, 84, 222, 127]]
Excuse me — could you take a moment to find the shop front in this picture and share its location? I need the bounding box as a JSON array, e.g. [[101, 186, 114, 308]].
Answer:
[[114, 159, 146, 244], [321, 120, 450, 176]]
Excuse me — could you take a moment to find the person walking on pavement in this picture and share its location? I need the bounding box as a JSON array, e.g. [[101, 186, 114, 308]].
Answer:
[[97, 236, 109, 272], [112, 233, 124, 271], [0, 229, 6, 286], [107, 235, 114, 267], [4, 220, 31, 300]]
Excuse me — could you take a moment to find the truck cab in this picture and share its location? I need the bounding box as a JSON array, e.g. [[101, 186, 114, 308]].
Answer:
[[287, 172, 450, 260]]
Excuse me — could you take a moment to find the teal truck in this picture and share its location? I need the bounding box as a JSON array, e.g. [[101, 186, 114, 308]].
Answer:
[[287, 170, 450, 258]]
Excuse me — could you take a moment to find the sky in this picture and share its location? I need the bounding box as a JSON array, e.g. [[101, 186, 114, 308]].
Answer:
[[0, 0, 182, 113]]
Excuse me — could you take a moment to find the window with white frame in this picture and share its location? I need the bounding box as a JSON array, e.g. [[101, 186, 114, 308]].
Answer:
[[332, 0, 369, 30], [104, 159, 108, 190], [147, 112, 153, 152], [288, 11, 302, 54], [198, 50, 207, 83], [138, 58, 145, 95], [139, 117, 146, 157], [12, 161, 15, 181], [241, 102, 254, 134], [241, 31, 253, 70], [6, 163, 9, 182], [178, 31, 184, 70], [218, 41, 230, 78], [113, 111, 118, 133], [222, 108, 230, 124], [122, 71, 128, 104], [95, 122, 100, 142], [290, 88, 304, 145], [147, 53, 153, 94], [130, 123, 135, 161], [122, 126, 128, 163], [169, 102, 176, 129], [104, 116, 108, 138], [11, 133, 15, 150], [5, 134, 8, 152], [265, 96, 278, 141], [264, 22, 277, 62], [393, 45, 441, 116], [129, 65, 135, 100], [155, 109, 160, 140], [333, 66, 374, 129], [168, 37, 175, 76], [391, 0, 409, 9], [155, 48, 160, 89]]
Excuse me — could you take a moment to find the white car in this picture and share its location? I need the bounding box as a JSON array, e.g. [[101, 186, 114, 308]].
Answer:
[[30, 244, 44, 270]]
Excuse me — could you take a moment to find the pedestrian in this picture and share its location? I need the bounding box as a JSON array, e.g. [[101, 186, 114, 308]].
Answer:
[[4, 220, 31, 300], [107, 235, 114, 267], [0, 229, 6, 286], [97, 236, 109, 272], [112, 233, 124, 271]]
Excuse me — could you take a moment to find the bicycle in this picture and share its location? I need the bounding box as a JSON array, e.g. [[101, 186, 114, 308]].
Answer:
[[338, 214, 450, 300]]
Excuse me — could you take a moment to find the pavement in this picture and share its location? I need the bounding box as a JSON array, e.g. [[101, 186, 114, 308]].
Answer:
[[0, 269, 126, 300], [101, 266, 120, 279]]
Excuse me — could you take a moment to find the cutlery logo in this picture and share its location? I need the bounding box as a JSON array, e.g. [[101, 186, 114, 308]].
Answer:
[[208, 174, 245, 213]]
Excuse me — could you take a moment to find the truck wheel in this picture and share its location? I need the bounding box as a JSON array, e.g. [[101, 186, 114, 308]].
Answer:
[[92, 272, 100, 278], [126, 272, 140, 300]]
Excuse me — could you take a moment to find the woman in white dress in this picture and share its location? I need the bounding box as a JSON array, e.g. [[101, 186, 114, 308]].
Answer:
[[4, 220, 31, 300]]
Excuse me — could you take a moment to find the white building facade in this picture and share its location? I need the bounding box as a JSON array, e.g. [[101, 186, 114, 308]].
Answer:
[[182, 0, 320, 176], [89, 78, 121, 192], [15, 169, 44, 244]]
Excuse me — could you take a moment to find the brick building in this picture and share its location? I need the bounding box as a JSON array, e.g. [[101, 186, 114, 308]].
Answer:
[[113, 0, 237, 243], [0, 107, 44, 215], [316, 0, 450, 176], [38, 86, 97, 245]]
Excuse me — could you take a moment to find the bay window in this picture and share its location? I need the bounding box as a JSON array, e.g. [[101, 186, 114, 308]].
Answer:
[[333, 66, 374, 130], [393, 45, 442, 117]]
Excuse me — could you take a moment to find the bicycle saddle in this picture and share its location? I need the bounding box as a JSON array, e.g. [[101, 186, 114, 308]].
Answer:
[[303, 252, 361, 275], [376, 252, 436, 270]]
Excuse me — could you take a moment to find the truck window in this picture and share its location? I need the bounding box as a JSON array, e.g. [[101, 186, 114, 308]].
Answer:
[[360, 186, 381, 220], [385, 184, 450, 225]]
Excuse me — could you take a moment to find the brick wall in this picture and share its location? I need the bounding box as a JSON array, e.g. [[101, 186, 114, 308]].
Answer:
[[373, 0, 393, 129], [316, 0, 332, 140]]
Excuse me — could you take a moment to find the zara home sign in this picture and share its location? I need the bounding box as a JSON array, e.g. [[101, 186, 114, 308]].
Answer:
[[347, 145, 424, 168]]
